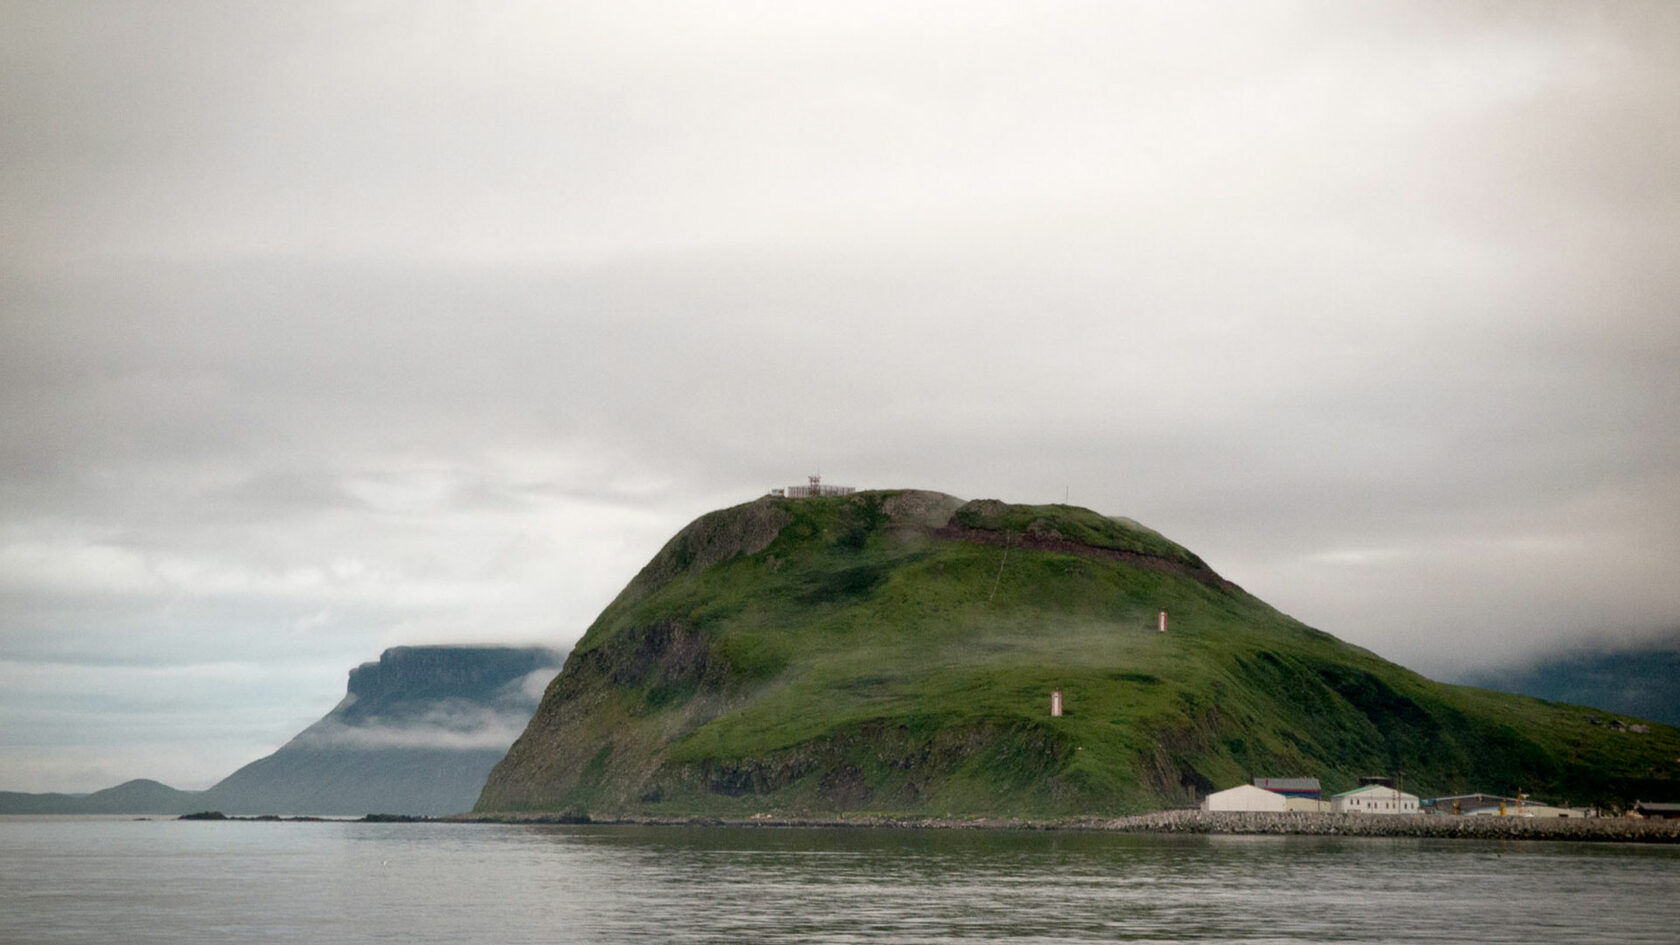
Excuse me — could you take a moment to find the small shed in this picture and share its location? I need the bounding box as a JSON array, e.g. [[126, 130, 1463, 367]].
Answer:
[[1201, 784, 1290, 813]]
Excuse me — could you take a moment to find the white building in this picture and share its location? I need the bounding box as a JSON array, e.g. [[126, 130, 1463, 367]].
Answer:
[[1331, 784, 1419, 814], [1202, 784, 1290, 813], [1473, 803, 1582, 818]]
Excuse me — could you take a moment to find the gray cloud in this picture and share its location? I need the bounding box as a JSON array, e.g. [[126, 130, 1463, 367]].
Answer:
[[3, 1, 1678, 790], [292, 682, 558, 753], [285, 666, 561, 751]]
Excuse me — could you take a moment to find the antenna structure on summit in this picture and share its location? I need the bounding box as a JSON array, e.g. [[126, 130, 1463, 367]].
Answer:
[[770, 474, 855, 498]]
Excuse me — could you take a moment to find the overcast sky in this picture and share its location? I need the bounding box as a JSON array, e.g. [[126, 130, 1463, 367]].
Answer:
[[3, 1, 1678, 793]]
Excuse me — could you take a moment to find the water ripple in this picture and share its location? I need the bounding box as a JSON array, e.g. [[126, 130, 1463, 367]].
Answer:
[[3, 819, 1678, 944]]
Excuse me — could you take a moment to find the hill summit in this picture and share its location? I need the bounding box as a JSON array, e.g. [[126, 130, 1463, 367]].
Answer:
[[478, 491, 1680, 817]]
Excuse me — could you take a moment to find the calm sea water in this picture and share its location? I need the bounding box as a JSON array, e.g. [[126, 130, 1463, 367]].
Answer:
[[3, 816, 1677, 943]]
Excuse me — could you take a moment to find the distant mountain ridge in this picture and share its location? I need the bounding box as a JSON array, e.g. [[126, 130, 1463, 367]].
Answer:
[[0, 778, 201, 815], [1461, 637, 1680, 727], [1, 645, 565, 816]]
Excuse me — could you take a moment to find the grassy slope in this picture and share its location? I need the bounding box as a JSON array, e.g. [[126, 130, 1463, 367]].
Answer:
[[478, 491, 1680, 817]]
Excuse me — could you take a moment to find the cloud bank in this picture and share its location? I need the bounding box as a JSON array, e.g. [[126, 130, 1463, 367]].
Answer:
[[2, 1, 1677, 791]]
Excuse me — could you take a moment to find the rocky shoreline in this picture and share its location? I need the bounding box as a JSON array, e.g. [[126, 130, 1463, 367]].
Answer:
[[444, 808, 1680, 843], [1099, 809, 1680, 842]]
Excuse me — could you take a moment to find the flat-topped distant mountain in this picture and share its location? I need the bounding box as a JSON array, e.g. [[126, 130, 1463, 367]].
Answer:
[[478, 490, 1680, 817], [2, 645, 565, 816], [200, 645, 564, 816]]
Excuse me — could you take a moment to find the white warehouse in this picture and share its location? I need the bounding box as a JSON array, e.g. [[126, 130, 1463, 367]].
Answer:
[[1201, 784, 1290, 813]]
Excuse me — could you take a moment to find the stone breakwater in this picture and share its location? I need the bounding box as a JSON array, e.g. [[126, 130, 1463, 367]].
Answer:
[[1098, 809, 1680, 843], [453, 809, 1680, 842]]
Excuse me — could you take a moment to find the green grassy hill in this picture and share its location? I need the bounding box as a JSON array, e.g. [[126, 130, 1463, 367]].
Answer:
[[477, 491, 1680, 817]]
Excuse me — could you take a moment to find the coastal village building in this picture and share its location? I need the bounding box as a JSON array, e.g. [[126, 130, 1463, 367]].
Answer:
[[1253, 777, 1321, 800], [1421, 793, 1587, 818], [1421, 793, 1515, 816], [1201, 784, 1290, 813], [1252, 777, 1328, 812], [1513, 804, 1587, 818], [1417, 790, 1572, 813], [1331, 785, 1419, 814], [1634, 801, 1680, 820]]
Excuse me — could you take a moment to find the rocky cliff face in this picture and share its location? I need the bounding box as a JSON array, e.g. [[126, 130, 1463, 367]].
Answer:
[[201, 645, 564, 816], [478, 491, 1680, 818], [336, 645, 561, 724]]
